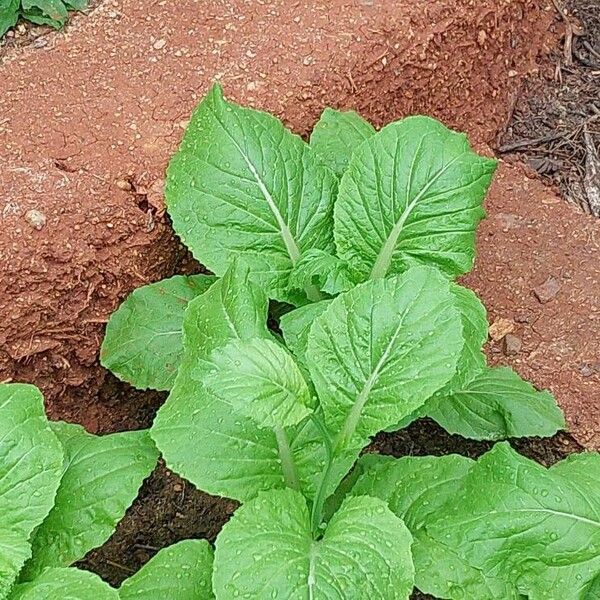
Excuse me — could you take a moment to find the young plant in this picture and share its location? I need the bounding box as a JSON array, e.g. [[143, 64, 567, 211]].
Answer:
[[0, 383, 215, 599], [0, 0, 87, 38], [102, 84, 564, 443], [98, 87, 584, 597]]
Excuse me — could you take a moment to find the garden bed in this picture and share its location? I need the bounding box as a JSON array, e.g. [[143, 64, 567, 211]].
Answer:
[[1, 0, 599, 597]]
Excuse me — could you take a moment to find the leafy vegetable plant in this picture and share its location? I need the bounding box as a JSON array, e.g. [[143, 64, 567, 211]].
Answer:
[[0, 0, 87, 38], [99, 86, 590, 598]]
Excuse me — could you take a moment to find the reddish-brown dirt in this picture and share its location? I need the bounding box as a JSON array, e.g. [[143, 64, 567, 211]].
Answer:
[[1, 0, 558, 428]]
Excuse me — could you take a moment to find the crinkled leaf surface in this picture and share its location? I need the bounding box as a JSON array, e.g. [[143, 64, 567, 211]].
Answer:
[[119, 540, 214, 599], [166, 83, 337, 303], [334, 116, 496, 281], [0, 384, 63, 599], [22, 423, 158, 580], [426, 443, 600, 599], [288, 249, 358, 297], [151, 265, 333, 502], [10, 568, 118, 600], [426, 366, 565, 440], [205, 338, 315, 429], [213, 488, 414, 599], [384, 283, 487, 433], [306, 266, 463, 445], [309, 108, 376, 177], [101, 274, 216, 391], [349, 453, 511, 599], [0, 0, 19, 37]]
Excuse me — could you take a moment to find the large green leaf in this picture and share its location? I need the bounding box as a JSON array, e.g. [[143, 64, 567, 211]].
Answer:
[[213, 488, 414, 599], [0, 0, 19, 38], [151, 264, 334, 502], [334, 116, 497, 281], [119, 540, 214, 599], [205, 338, 315, 429], [22, 423, 158, 580], [0, 384, 63, 598], [10, 568, 117, 600], [309, 108, 376, 177], [100, 274, 216, 391], [425, 444, 600, 599], [166, 84, 337, 303], [306, 266, 463, 446], [426, 366, 565, 440], [350, 453, 509, 599]]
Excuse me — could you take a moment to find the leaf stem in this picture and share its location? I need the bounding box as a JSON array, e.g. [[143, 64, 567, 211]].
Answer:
[[309, 414, 334, 536], [274, 426, 300, 491], [305, 283, 325, 303]]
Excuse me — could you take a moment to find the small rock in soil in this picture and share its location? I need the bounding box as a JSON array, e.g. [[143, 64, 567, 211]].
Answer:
[[489, 317, 515, 341], [533, 276, 561, 303], [25, 209, 46, 230], [115, 179, 133, 191], [503, 333, 522, 356]]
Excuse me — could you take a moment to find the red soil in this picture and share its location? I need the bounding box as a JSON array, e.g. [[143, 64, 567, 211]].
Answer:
[[1, 0, 598, 447]]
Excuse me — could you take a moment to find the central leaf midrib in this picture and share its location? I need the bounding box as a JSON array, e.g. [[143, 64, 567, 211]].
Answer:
[[211, 106, 302, 264], [336, 308, 407, 449], [369, 150, 467, 279]]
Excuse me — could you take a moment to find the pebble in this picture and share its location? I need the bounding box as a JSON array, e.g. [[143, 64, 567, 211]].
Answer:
[[25, 209, 46, 230], [502, 333, 522, 356], [116, 179, 133, 191], [533, 276, 560, 303], [489, 317, 515, 341], [153, 39, 167, 50]]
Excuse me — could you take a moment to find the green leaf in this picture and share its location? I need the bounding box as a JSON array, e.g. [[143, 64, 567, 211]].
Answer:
[[100, 274, 216, 391], [427, 443, 600, 599], [21, 0, 68, 27], [288, 249, 358, 297], [0, 0, 19, 38], [205, 338, 315, 429], [119, 540, 214, 599], [22, 423, 158, 580], [62, 0, 87, 9], [426, 366, 565, 440], [306, 266, 463, 446], [349, 453, 508, 599], [10, 568, 118, 600], [0, 384, 63, 598], [213, 488, 414, 599], [279, 299, 331, 370], [166, 84, 337, 303], [334, 116, 497, 281], [310, 108, 376, 177], [440, 285, 488, 392]]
